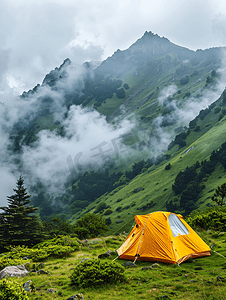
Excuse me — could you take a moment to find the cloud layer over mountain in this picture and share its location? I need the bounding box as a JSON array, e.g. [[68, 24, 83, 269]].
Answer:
[[0, 0, 226, 93]]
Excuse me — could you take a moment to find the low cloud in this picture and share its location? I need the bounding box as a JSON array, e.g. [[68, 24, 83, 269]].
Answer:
[[153, 59, 226, 145], [21, 105, 133, 195], [0, 60, 134, 203]]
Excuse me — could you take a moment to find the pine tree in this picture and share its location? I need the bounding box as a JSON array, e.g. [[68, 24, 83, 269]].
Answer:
[[211, 182, 226, 206], [0, 175, 44, 252]]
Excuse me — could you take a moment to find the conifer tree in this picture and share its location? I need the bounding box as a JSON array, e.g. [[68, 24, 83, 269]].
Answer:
[[0, 175, 44, 252], [211, 182, 226, 206]]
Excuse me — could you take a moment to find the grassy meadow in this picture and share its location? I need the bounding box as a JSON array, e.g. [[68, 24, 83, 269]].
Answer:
[[4, 230, 226, 300]]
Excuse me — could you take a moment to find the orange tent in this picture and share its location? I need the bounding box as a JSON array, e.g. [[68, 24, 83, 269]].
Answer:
[[117, 211, 211, 264]]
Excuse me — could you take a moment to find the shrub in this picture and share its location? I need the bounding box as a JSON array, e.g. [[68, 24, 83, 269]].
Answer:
[[104, 209, 113, 215], [132, 187, 144, 193], [222, 108, 226, 115], [123, 83, 130, 90], [186, 208, 226, 231], [34, 235, 79, 249], [116, 88, 125, 99], [180, 75, 189, 85], [189, 119, 197, 129], [73, 227, 90, 239], [31, 245, 74, 261], [218, 114, 224, 121], [0, 236, 80, 264], [4, 245, 32, 259], [194, 125, 200, 132], [0, 257, 25, 271], [116, 206, 122, 212], [124, 205, 130, 210], [43, 217, 78, 237], [183, 92, 191, 98], [0, 279, 29, 300], [31, 235, 79, 260], [214, 107, 221, 114], [105, 217, 111, 225], [70, 259, 126, 288], [75, 214, 108, 238], [94, 201, 107, 213], [165, 163, 171, 170]]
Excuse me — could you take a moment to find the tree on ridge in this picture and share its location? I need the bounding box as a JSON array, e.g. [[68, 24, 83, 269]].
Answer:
[[0, 175, 44, 252]]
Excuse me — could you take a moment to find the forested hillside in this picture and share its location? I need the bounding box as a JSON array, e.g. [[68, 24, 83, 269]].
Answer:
[[2, 31, 226, 226]]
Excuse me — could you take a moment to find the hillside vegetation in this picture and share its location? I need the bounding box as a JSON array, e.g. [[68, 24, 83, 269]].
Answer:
[[1, 223, 226, 300], [69, 90, 226, 234]]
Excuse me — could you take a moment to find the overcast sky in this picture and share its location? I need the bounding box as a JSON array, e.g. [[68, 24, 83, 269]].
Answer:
[[0, 0, 226, 94]]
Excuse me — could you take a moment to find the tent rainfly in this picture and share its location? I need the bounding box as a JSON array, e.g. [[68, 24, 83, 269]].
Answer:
[[117, 211, 211, 264]]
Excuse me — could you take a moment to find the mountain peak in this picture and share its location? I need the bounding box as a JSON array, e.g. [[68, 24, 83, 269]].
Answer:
[[142, 30, 166, 39], [134, 30, 171, 47]]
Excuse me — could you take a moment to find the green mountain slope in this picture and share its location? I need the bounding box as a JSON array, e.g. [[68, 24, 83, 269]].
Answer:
[[7, 31, 226, 223], [70, 92, 226, 234], [16, 31, 223, 143], [95, 31, 222, 120]]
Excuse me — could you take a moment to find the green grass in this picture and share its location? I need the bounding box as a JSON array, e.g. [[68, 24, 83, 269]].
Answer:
[[97, 94, 126, 116], [5, 232, 226, 299], [34, 115, 58, 132]]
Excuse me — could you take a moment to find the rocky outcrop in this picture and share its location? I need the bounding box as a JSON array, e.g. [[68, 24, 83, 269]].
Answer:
[[0, 265, 29, 279]]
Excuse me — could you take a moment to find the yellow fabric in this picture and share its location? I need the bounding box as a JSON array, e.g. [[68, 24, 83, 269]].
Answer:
[[117, 211, 211, 264]]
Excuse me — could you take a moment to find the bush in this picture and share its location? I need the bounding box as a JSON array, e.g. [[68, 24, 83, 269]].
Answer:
[[0, 257, 25, 271], [214, 107, 221, 114], [194, 125, 200, 132], [183, 92, 191, 98], [94, 201, 107, 213], [31, 245, 74, 261], [123, 83, 130, 90], [189, 119, 197, 129], [222, 108, 226, 115], [75, 214, 108, 238], [43, 217, 78, 237], [116, 198, 122, 203], [0, 236, 80, 264], [186, 208, 226, 231], [34, 235, 79, 249], [0, 280, 29, 300], [73, 227, 90, 239], [116, 88, 125, 99], [70, 259, 126, 288], [104, 209, 113, 215], [165, 163, 171, 170], [180, 75, 189, 85], [218, 114, 224, 121]]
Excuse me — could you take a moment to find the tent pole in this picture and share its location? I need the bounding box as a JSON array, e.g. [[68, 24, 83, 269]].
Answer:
[[133, 212, 153, 264]]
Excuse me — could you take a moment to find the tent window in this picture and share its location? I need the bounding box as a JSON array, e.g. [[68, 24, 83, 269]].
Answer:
[[168, 214, 189, 237]]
